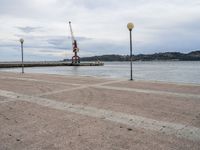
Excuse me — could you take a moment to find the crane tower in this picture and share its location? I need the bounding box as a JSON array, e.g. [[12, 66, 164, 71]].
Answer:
[[69, 21, 80, 63]]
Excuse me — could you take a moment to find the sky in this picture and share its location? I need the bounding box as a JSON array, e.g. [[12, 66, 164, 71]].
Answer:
[[0, 0, 200, 61]]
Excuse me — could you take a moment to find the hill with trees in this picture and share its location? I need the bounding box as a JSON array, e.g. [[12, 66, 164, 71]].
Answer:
[[79, 51, 200, 61]]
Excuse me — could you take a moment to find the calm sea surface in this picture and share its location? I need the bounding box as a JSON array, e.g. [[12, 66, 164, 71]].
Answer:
[[0, 61, 200, 84]]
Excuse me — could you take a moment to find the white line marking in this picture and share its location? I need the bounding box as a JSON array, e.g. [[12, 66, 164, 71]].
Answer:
[[95, 85, 200, 99], [135, 79, 200, 87], [4, 74, 196, 99], [38, 79, 125, 96], [0, 76, 81, 86], [0, 98, 17, 104], [0, 89, 199, 141], [94, 79, 126, 86], [38, 86, 89, 96]]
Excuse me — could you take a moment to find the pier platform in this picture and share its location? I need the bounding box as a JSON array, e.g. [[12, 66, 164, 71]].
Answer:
[[0, 71, 200, 149], [0, 61, 104, 68]]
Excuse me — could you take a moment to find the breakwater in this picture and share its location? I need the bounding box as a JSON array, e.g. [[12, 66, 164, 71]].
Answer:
[[0, 61, 104, 68]]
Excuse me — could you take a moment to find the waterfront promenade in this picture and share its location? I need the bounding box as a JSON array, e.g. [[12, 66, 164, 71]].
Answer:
[[0, 71, 200, 149]]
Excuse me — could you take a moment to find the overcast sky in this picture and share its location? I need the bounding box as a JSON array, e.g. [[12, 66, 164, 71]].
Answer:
[[0, 0, 200, 61]]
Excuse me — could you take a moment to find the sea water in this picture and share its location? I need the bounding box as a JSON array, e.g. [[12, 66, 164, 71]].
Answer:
[[0, 61, 200, 84]]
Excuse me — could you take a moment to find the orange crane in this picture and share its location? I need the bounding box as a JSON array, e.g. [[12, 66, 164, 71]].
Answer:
[[69, 21, 80, 63]]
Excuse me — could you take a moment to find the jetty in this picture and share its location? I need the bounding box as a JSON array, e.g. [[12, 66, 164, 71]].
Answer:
[[0, 71, 200, 149], [0, 61, 104, 68]]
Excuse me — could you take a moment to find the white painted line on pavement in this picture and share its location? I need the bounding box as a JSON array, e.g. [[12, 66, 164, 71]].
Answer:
[[0, 98, 17, 104], [95, 85, 200, 99], [38, 86, 89, 96], [38, 79, 125, 96], [0, 76, 81, 86], [0, 89, 199, 141]]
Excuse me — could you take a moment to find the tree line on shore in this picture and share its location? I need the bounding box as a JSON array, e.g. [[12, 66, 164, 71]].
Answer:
[[78, 50, 200, 61]]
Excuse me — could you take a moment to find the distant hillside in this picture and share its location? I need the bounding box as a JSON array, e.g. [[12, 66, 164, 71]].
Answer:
[[79, 51, 200, 61]]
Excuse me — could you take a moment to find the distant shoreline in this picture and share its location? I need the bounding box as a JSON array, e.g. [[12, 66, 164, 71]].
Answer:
[[77, 50, 200, 62], [0, 60, 199, 64], [1, 51, 200, 62]]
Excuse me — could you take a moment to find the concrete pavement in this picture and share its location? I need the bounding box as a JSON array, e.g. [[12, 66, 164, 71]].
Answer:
[[0, 71, 200, 150]]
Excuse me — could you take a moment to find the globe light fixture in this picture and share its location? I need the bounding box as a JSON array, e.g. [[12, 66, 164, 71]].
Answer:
[[20, 38, 24, 44], [127, 22, 134, 31], [127, 22, 134, 80]]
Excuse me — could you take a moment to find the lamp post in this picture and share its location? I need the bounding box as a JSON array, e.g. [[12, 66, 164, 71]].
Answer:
[[19, 38, 24, 74], [127, 22, 134, 80]]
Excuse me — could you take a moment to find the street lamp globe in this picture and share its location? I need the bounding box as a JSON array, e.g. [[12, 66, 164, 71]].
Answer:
[[19, 38, 24, 43], [127, 23, 134, 31]]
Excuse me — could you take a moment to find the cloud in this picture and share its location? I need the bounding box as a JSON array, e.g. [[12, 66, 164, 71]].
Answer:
[[0, 0, 200, 61], [16, 26, 42, 33]]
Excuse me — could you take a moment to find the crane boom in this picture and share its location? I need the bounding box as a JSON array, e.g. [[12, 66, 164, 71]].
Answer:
[[69, 21, 75, 43]]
